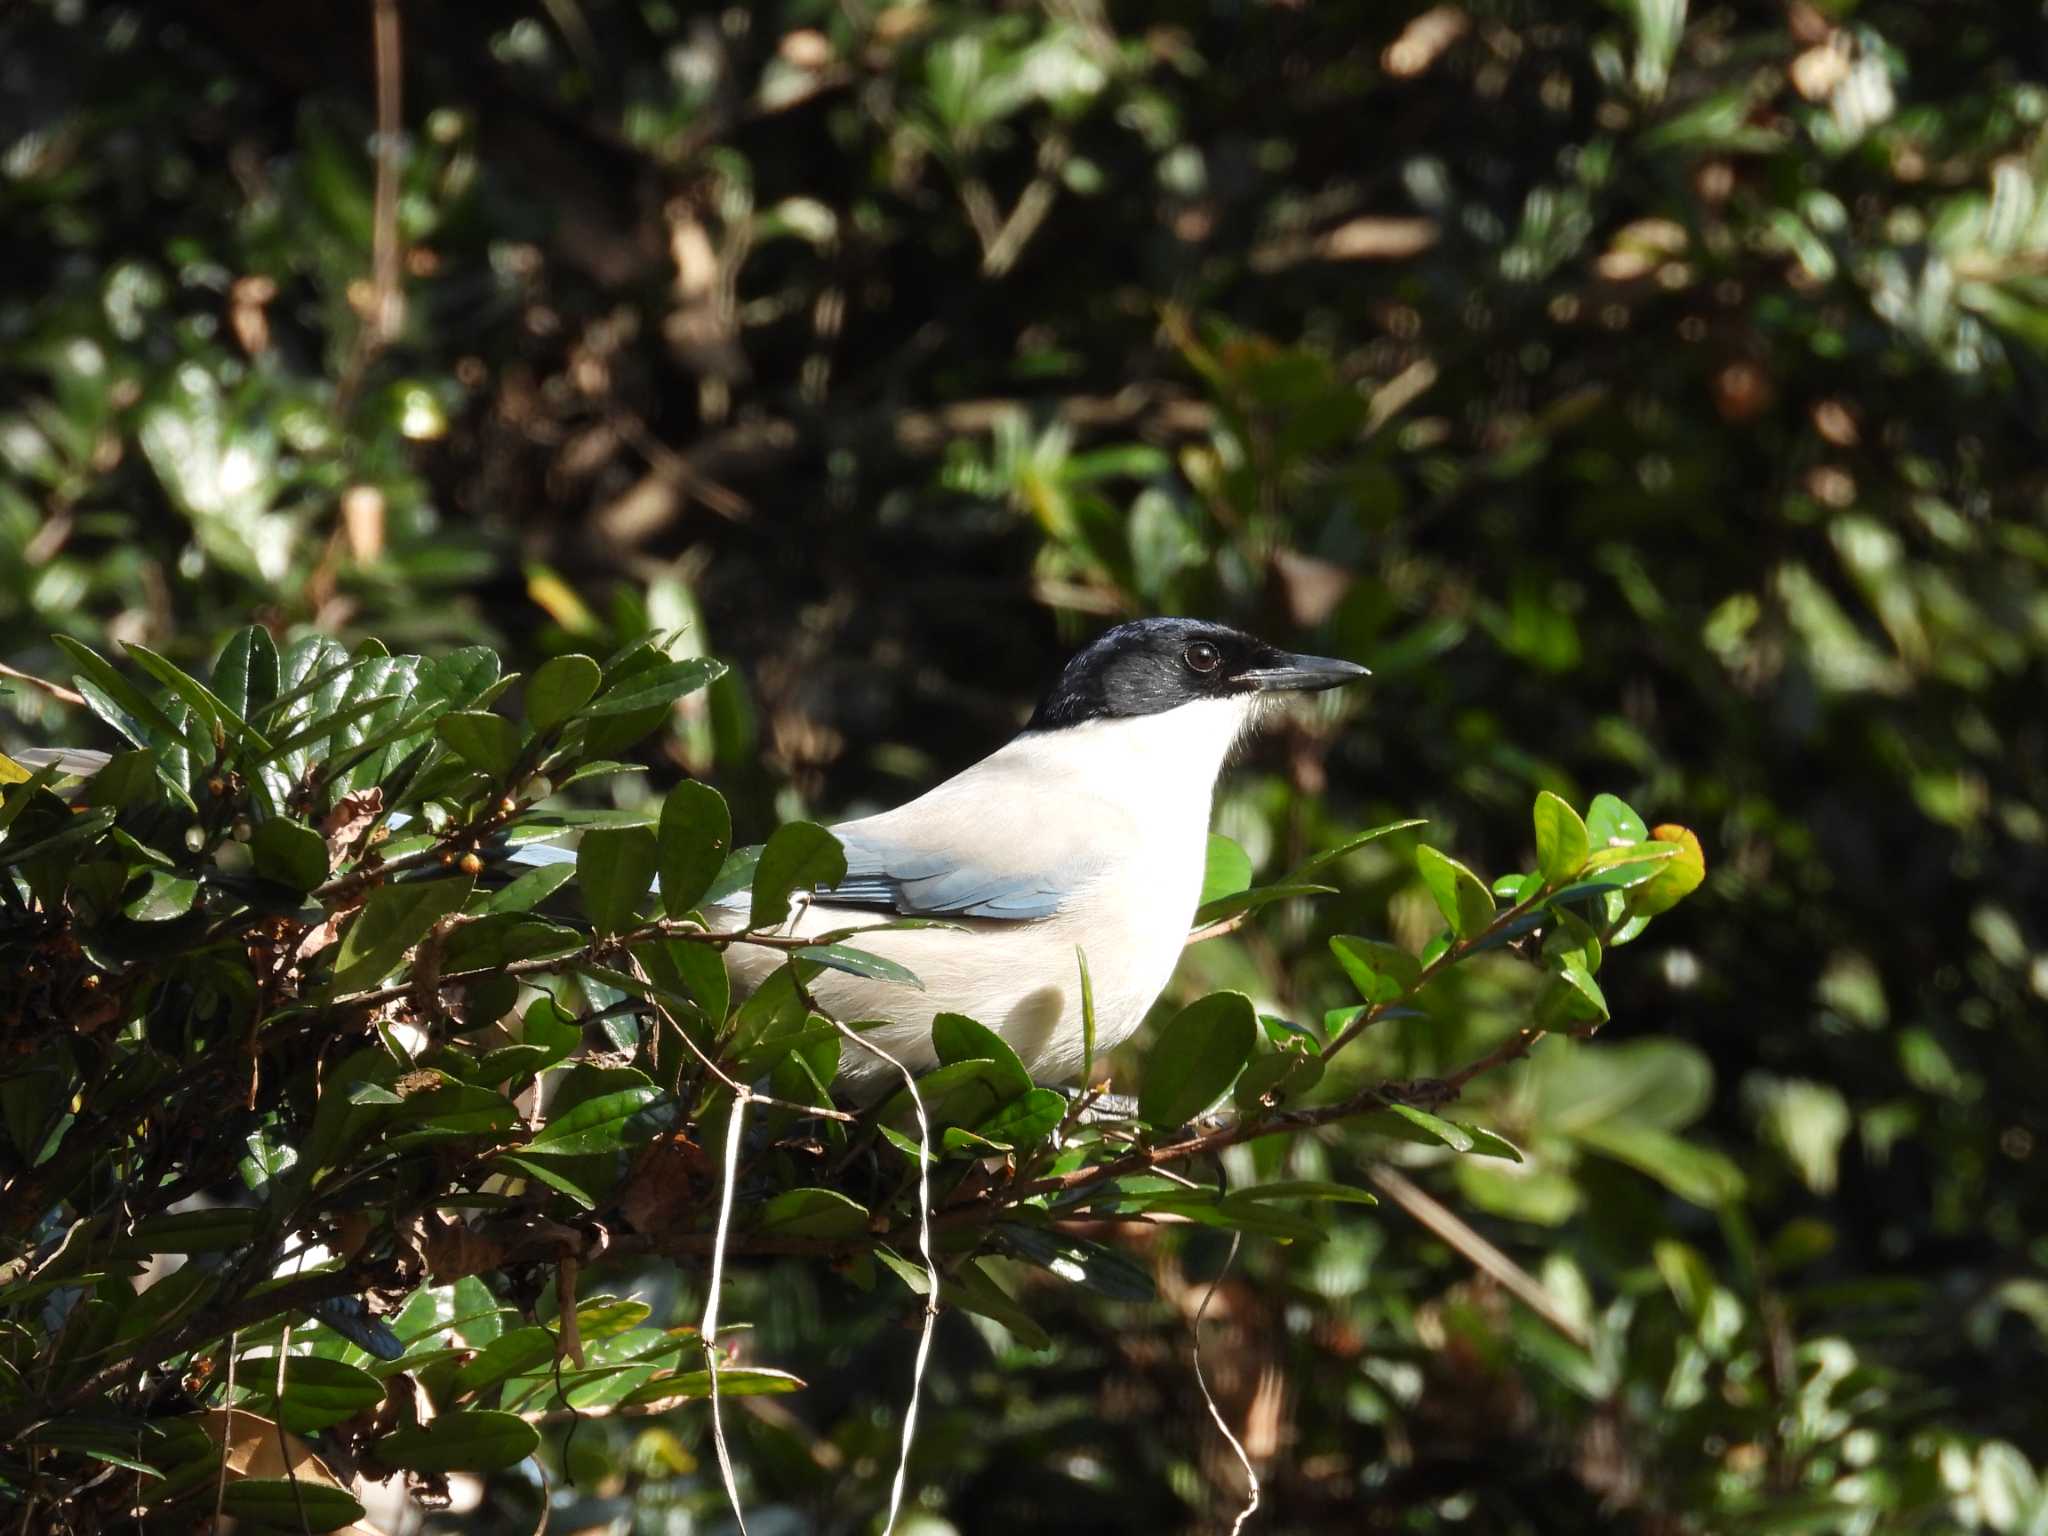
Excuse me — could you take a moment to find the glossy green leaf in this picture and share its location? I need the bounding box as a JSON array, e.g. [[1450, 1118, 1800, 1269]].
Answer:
[[756, 1188, 871, 1239], [1415, 844, 1496, 938], [578, 823, 657, 935], [748, 821, 846, 931], [583, 657, 725, 715], [525, 653, 601, 732], [1532, 790, 1590, 883], [478, 860, 575, 914], [1193, 881, 1337, 927], [329, 875, 473, 993], [453, 1326, 558, 1395], [994, 1225, 1156, 1300], [371, 1408, 539, 1472], [795, 943, 923, 988], [524, 1083, 662, 1156], [1584, 792, 1648, 849], [1287, 818, 1428, 881], [932, 1011, 1033, 1099], [435, 709, 520, 780], [220, 1479, 366, 1531], [250, 817, 328, 892], [262, 1354, 385, 1432], [657, 778, 730, 916], [973, 1087, 1067, 1147], [1139, 990, 1258, 1128], [1198, 833, 1252, 905], [617, 1366, 805, 1407], [1375, 1103, 1475, 1151]]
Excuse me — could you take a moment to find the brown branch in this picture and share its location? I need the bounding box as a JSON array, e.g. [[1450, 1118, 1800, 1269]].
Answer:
[[0, 660, 86, 710], [1368, 1164, 1590, 1349]]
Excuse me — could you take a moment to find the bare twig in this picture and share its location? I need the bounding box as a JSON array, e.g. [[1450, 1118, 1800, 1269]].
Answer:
[[1368, 1164, 1590, 1349], [702, 1091, 752, 1535], [1191, 1232, 1261, 1534], [0, 660, 86, 709], [825, 1019, 938, 1536]]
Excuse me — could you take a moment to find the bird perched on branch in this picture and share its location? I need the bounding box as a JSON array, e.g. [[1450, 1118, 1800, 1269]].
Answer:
[[10, 619, 1367, 1091], [715, 618, 1366, 1089]]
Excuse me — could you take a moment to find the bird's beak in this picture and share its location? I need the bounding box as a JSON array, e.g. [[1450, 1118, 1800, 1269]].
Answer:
[[1236, 650, 1370, 692]]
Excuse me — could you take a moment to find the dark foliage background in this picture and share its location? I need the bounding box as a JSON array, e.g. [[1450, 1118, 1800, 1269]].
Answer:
[[4, 0, 2046, 1531]]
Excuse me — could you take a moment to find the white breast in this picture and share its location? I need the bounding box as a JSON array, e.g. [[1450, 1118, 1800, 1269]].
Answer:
[[720, 696, 1256, 1092]]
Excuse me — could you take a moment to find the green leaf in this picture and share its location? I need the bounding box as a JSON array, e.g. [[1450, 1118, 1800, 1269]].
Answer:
[[329, 876, 473, 993], [435, 710, 520, 780], [210, 624, 280, 722], [1532, 790, 1590, 884], [250, 817, 328, 892], [756, 1188, 871, 1239], [944, 1259, 1051, 1348], [525, 1084, 662, 1156], [1139, 990, 1258, 1128], [493, 1154, 598, 1209], [25, 1416, 167, 1476], [748, 821, 846, 931], [120, 1208, 261, 1254], [877, 1058, 1014, 1133], [1584, 792, 1648, 849], [371, 1408, 539, 1472], [525, 654, 601, 732], [1193, 881, 1337, 927], [1286, 818, 1428, 881], [478, 860, 575, 914], [219, 1479, 367, 1531], [579, 824, 657, 935], [1574, 1121, 1746, 1207], [583, 657, 725, 715], [1076, 945, 1097, 1086], [1627, 825, 1706, 918], [1329, 934, 1416, 1004], [52, 636, 198, 754], [932, 1012, 1033, 1099], [657, 779, 731, 917], [1555, 960, 1610, 1022], [973, 1087, 1067, 1148], [1375, 1103, 1475, 1151], [1233, 1049, 1325, 1111], [794, 943, 922, 988], [125, 642, 272, 756], [0, 807, 115, 870], [261, 1355, 385, 1432], [453, 1326, 558, 1395], [1415, 845, 1496, 938], [617, 1366, 805, 1407], [1198, 833, 1252, 905], [994, 1225, 1156, 1300], [1231, 1179, 1381, 1207]]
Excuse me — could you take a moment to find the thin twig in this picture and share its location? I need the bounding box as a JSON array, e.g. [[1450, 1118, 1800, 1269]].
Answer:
[[1191, 1232, 1260, 1535], [826, 1018, 937, 1536], [368, 0, 403, 345], [702, 1090, 751, 1536], [1368, 1164, 1590, 1349], [0, 661, 86, 709], [1185, 911, 1254, 947]]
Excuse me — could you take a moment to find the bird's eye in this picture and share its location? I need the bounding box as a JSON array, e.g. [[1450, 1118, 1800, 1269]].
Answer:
[[1184, 642, 1222, 674]]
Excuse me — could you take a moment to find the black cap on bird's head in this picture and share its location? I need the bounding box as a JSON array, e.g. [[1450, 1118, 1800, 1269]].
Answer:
[[1026, 617, 1368, 731]]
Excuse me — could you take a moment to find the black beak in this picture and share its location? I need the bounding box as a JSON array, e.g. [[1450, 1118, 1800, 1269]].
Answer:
[[1236, 650, 1370, 693]]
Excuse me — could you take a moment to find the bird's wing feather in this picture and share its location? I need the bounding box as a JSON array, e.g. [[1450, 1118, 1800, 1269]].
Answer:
[[810, 761, 1115, 921], [819, 824, 1075, 920]]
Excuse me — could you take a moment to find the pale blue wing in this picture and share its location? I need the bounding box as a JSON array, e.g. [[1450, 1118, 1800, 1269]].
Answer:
[[819, 824, 1074, 920]]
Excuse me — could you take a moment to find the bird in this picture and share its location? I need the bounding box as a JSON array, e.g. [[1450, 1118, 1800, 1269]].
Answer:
[[712, 618, 1367, 1090], [7, 618, 1367, 1091]]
